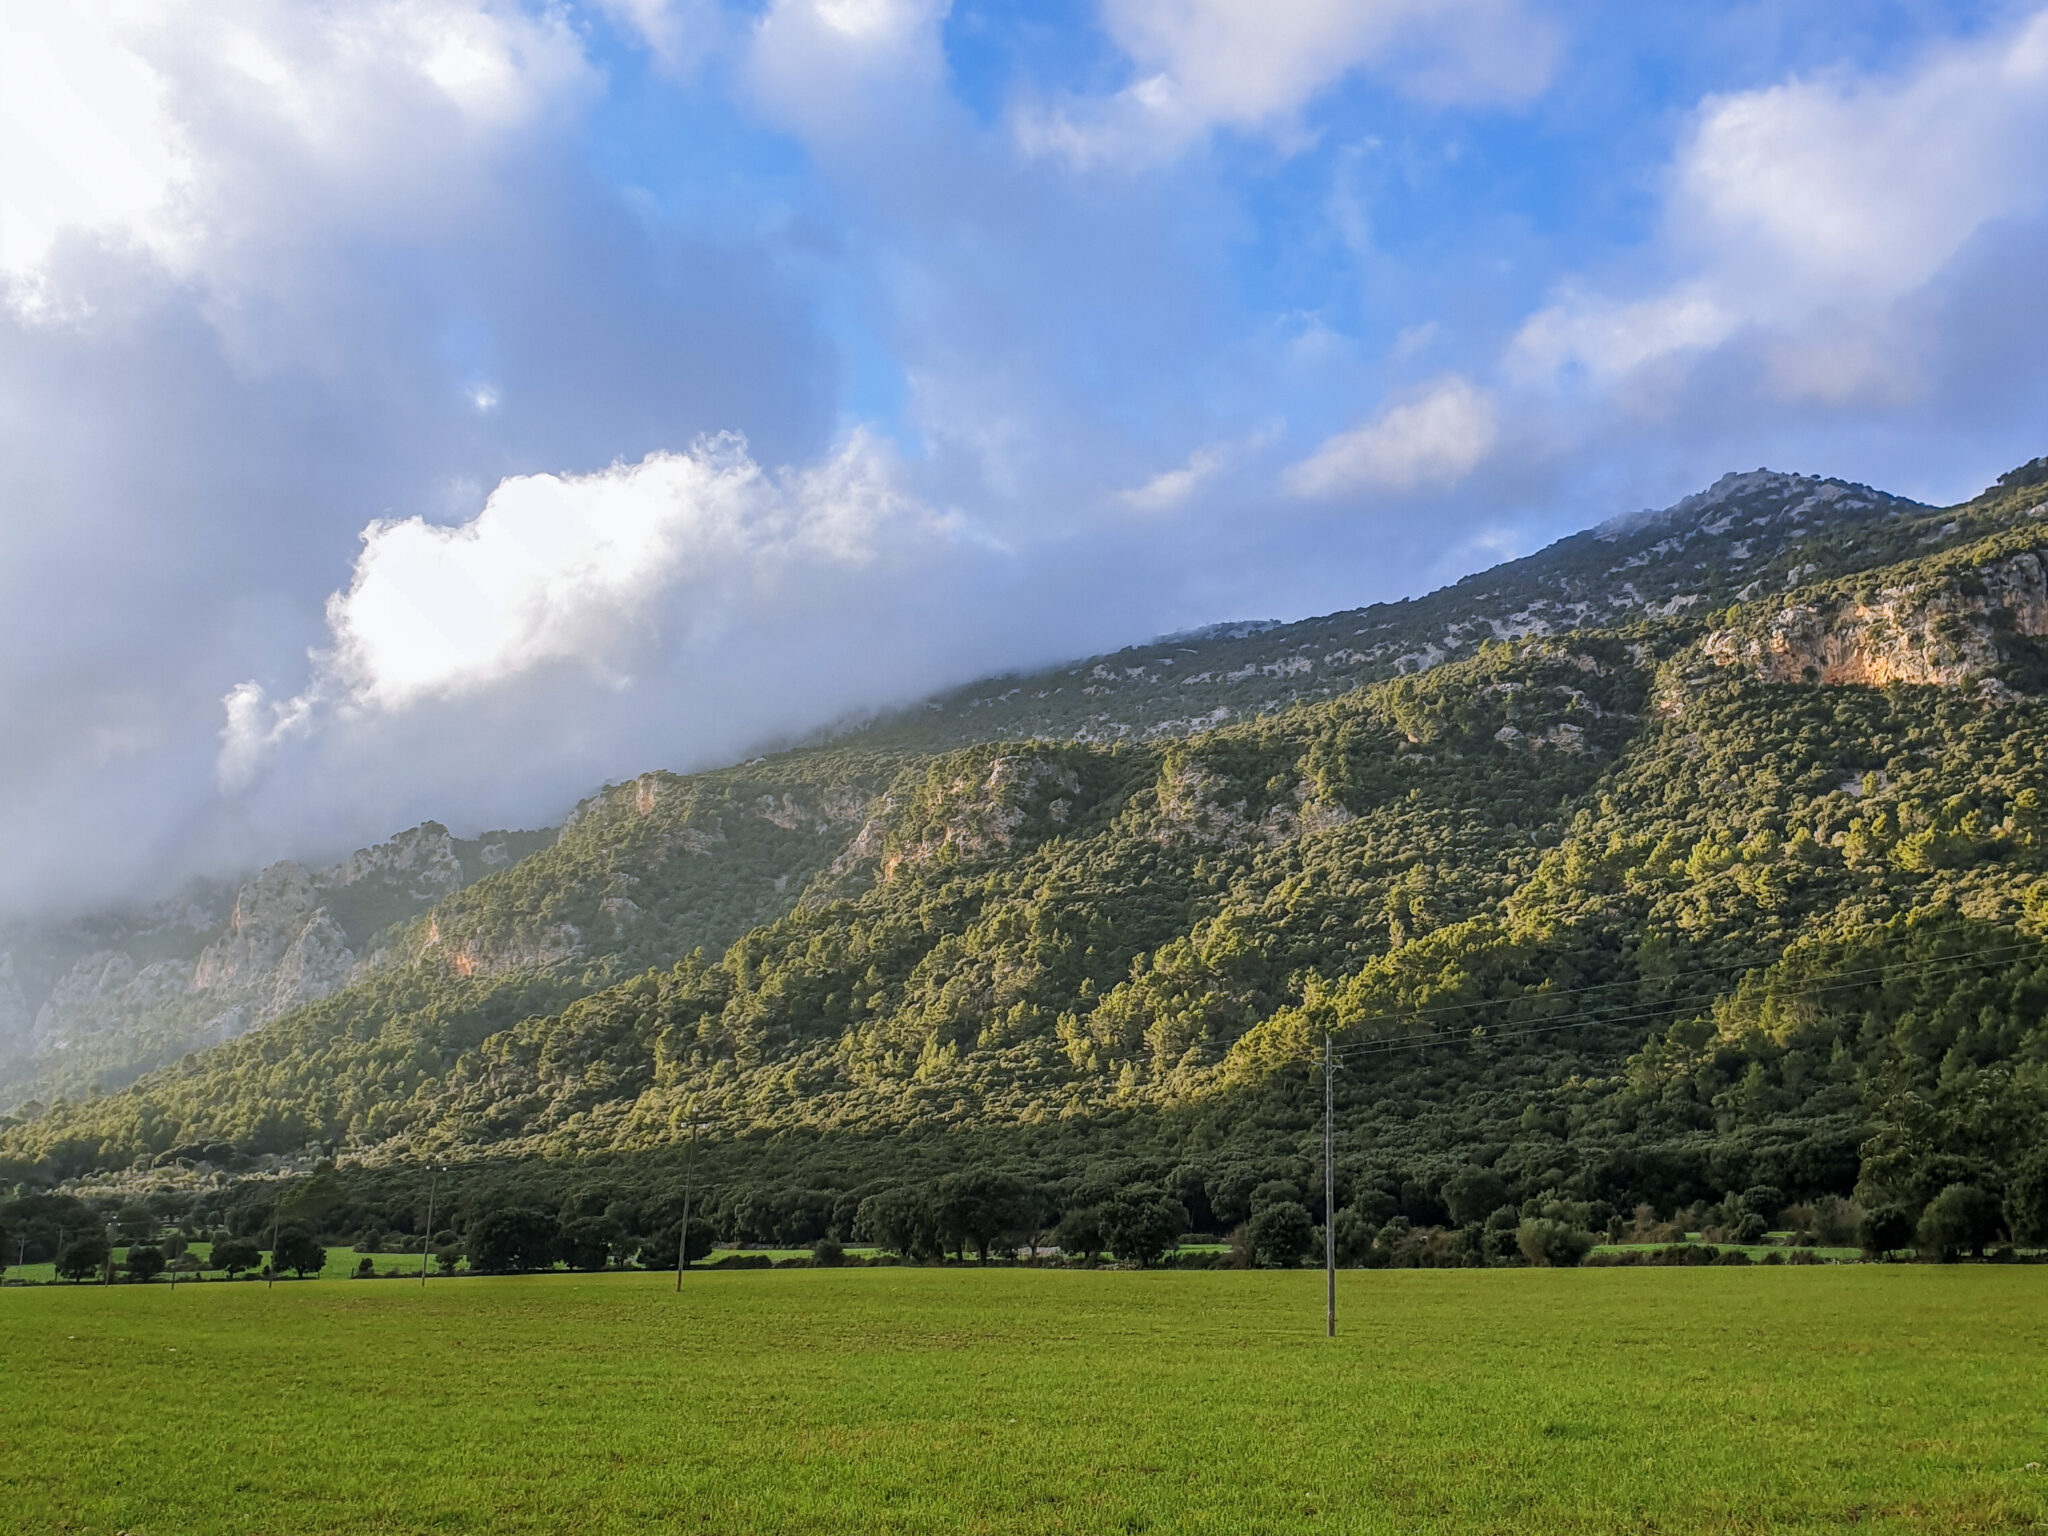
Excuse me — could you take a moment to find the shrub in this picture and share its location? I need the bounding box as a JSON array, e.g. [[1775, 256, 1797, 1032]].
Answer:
[[1740, 1185, 1785, 1227], [811, 1237, 846, 1267], [638, 1218, 714, 1272], [1515, 1219, 1593, 1268], [1247, 1202, 1314, 1268], [212, 1239, 261, 1278], [1330, 1207, 1374, 1266], [1916, 1184, 2003, 1261], [1859, 1205, 1915, 1260], [1650, 1244, 1718, 1266], [1786, 1196, 1860, 1247], [124, 1245, 166, 1283]]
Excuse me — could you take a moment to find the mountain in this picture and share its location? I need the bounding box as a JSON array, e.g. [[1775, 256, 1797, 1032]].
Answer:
[[837, 468, 1931, 750], [0, 823, 552, 1111], [8, 457, 2048, 1257], [1, 466, 1924, 1121]]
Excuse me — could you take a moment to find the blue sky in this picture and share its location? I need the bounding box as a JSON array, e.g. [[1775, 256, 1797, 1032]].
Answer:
[[2, 0, 2047, 906]]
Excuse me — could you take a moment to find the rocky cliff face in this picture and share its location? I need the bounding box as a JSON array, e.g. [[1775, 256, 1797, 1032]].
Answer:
[[412, 767, 892, 984], [1704, 549, 2048, 688], [0, 821, 540, 1108]]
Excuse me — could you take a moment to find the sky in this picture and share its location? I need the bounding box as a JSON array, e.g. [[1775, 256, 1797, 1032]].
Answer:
[[3, 0, 2048, 913]]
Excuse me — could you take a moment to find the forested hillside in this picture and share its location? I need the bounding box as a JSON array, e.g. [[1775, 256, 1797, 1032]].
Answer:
[[7, 456, 2048, 1266]]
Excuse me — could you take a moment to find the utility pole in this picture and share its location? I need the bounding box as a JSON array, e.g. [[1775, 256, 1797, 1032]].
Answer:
[[675, 1121, 706, 1291], [1324, 1031, 1336, 1339], [267, 1197, 282, 1289], [420, 1164, 443, 1287]]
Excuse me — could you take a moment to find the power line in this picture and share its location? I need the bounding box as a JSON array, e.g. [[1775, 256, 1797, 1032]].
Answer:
[[1333, 936, 2042, 1054], [1323, 939, 2046, 1067], [1322, 936, 2042, 1055]]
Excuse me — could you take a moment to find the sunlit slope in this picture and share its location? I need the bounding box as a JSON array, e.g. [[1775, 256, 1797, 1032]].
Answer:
[[8, 458, 2048, 1189]]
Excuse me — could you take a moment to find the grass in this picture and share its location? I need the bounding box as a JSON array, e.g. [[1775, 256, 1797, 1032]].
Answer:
[[3, 1267, 2046, 1534], [1590, 1242, 1865, 1262]]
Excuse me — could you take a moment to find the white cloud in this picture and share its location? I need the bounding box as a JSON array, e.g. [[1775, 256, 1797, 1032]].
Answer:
[[1283, 376, 1497, 498], [1507, 284, 1733, 383], [594, 0, 722, 72], [219, 432, 937, 787], [1115, 423, 1282, 511], [1679, 13, 2048, 307], [1119, 444, 1229, 512], [0, 1, 185, 278], [1018, 0, 1557, 166], [747, 0, 949, 146], [0, 0, 592, 318], [1510, 9, 2048, 395]]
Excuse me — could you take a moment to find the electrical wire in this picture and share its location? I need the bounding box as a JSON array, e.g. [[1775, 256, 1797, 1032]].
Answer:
[[1316, 937, 2047, 1069], [1321, 935, 2041, 1054]]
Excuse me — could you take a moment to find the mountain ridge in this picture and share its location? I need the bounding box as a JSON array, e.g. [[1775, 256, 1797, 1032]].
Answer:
[[6, 456, 2045, 1184]]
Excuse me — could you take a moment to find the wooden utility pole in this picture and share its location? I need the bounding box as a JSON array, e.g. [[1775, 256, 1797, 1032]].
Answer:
[[1324, 1032, 1336, 1339], [675, 1123, 705, 1291], [420, 1164, 442, 1287]]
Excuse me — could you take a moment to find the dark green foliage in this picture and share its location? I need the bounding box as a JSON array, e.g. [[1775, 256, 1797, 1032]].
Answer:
[[2004, 1146, 2048, 1245], [1441, 1167, 1507, 1227], [211, 1239, 260, 1277], [1330, 1206, 1374, 1264], [1246, 1202, 1314, 1268], [556, 1216, 623, 1271], [1053, 1204, 1104, 1262], [1102, 1188, 1189, 1268], [1915, 1184, 2003, 1261], [1859, 1206, 1915, 1259], [639, 1218, 715, 1270], [1515, 1219, 1593, 1268], [0, 1193, 88, 1264], [932, 1170, 1040, 1263], [271, 1226, 325, 1279], [56, 1235, 108, 1282], [1741, 1185, 1785, 1226], [124, 1245, 166, 1282], [465, 1208, 556, 1273]]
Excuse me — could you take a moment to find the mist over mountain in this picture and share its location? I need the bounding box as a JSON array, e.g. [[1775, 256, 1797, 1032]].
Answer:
[[0, 462, 1922, 1112], [10, 453, 2048, 1262]]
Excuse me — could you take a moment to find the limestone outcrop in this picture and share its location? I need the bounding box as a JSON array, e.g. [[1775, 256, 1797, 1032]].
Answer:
[[1704, 550, 2048, 688]]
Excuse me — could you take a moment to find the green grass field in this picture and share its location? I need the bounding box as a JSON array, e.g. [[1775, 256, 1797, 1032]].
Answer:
[[3, 1267, 2044, 1534]]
